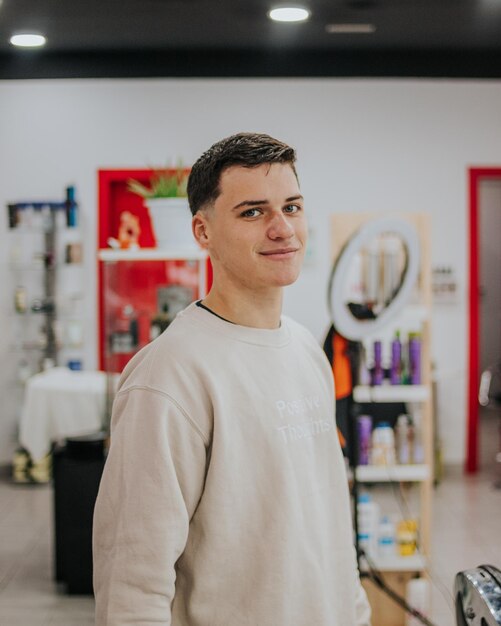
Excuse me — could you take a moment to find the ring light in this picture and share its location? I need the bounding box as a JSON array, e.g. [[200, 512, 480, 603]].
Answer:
[[328, 217, 420, 340]]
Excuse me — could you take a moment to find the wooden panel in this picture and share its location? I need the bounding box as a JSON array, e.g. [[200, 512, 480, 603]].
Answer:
[[363, 572, 415, 626]]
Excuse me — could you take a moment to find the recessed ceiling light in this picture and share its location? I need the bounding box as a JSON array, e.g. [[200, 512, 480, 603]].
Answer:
[[326, 23, 376, 34], [10, 33, 47, 48], [269, 6, 311, 23]]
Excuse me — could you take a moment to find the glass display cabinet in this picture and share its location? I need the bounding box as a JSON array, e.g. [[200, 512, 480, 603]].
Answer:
[[98, 248, 208, 374]]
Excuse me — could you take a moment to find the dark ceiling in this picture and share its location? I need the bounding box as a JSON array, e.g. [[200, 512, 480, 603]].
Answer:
[[1, 0, 501, 79]]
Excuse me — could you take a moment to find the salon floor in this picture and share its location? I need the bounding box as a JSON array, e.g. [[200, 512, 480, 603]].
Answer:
[[0, 409, 500, 626]]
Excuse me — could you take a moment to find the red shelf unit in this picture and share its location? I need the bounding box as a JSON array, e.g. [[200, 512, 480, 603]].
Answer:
[[97, 169, 212, 372]]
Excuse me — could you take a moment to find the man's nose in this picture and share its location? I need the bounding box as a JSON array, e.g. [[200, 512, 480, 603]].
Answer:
[[267, 212, 294, 239]]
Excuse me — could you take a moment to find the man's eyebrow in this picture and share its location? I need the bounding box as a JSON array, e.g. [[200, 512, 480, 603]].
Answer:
[[232, 199, 267, 210], [232, 195, 304, 210]]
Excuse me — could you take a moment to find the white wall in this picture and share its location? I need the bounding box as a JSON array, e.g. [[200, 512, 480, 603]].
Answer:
[[1, 77, 501, 465]]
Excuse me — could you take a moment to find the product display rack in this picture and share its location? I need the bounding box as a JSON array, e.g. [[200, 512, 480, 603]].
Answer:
[[353, 384, 433, 568], [6, 199, 84, 376], [330, 213, 434, 626], [6, 196, 84, 482]]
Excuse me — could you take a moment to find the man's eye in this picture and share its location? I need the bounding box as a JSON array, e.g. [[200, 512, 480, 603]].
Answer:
[[283, 204, 301, 214], [240, 208, 261, 218]]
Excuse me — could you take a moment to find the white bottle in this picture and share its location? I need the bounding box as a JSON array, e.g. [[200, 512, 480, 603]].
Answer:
[[377, 515, 396, 559], [396, 414, 410, 464], [357, 493, 379, 558], [405, 578, 431, 626], [371, 422, 396, 465], [412, 408, 424, 463]]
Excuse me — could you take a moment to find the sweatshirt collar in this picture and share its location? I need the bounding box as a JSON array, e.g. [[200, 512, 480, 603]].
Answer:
[[178, 301, 291, 348]]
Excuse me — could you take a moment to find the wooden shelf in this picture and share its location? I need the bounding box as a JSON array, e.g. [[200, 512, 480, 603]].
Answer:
[[361, 553, 427, 573], [98, 247, 206, 262], [353, 384, 429, 403], [354, 464, 429, 483]]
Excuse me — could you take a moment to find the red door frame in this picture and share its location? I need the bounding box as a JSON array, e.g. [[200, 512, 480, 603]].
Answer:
[[467, 167, 501, 472]]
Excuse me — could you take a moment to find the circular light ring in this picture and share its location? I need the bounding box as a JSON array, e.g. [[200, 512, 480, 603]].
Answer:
[[10, 34, 47, 48], [328, 217, 421, 341], [268, 7, 311, 23]]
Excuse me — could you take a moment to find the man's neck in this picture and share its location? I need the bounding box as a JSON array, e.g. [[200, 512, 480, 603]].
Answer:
[[202, 286, 283, 329]]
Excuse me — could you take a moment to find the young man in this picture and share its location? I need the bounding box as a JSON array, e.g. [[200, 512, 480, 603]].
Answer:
[[93, 132, 371, 625]]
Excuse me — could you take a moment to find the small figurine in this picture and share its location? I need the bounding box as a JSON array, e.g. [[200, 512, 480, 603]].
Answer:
[[108, 210, 141, 249]]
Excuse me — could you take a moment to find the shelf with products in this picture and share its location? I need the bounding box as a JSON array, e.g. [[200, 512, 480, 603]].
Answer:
[[9, 261, 83, 271], [97, 169, 212, 392], [9, 312, 84, 321], [6, 190, 85, 379], [330, 213, 433, 625], [98, 250, 209, 374], [9, 335, 85, 353], [9, 342, 61, 352], [360, 554, 427, 574], [353, 464, 430, 483], [353, 384, 429, 403], [5, 190, 87, 484]]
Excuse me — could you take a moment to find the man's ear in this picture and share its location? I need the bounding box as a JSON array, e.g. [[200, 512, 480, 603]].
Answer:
[[192, 212, 210, 249]]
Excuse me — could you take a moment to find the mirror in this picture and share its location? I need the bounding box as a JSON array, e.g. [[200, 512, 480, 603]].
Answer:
[[328, 217, 420, 340]]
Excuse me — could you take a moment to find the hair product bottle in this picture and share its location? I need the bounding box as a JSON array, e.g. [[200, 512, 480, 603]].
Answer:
[[371, 340, 384, 386], [65, 186, 78, 228], [357, 493, 379, 558], [405, 577, 431, 626], [371, 422, 396, 465], [357, 415, 373, 465], [390, 331, 402, 385], [409, 332, 422, 385], [396, 414, 409, 464], [377, 515, 396, 558], [411, 408, 424, 463]]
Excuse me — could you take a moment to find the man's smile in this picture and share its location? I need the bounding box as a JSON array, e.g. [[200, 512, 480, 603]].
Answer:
[[259, 247, 300, 259]]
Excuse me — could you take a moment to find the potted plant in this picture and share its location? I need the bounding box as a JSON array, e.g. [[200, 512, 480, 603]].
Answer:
[[127, 167, 189, 199], [127, 167, 194, 249]]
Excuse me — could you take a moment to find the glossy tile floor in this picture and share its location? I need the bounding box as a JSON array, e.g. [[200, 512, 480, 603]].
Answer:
[[0, 410, 499, 626], [428, 407, 501, 625]]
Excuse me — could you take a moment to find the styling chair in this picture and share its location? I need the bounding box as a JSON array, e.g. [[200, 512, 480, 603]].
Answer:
[[455, 565, 501, 625]]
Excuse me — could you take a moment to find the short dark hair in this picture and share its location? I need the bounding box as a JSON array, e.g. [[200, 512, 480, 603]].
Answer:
[[187, 132, 297, 215]]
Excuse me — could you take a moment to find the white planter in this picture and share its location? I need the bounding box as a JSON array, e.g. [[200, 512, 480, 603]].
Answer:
[[145, 197, 195, 249]]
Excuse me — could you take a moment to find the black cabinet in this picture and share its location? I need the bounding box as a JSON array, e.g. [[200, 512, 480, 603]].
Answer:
[[53, 433, 106, 595]]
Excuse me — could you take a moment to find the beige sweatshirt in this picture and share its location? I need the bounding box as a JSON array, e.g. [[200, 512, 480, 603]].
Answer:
[[93, 302, 371, 625]]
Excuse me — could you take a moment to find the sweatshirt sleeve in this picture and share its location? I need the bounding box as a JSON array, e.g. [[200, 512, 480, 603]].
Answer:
[[93, 386, 209, 625]]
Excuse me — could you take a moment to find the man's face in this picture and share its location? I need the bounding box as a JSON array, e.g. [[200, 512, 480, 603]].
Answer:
[[193, 162, 307, 294]]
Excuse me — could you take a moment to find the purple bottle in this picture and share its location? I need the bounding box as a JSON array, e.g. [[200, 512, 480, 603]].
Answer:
[[357, 415, 373, 465], [409, 334, 421, 385], [371, 340, 384, 386], [390, 332, 402, 385]]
